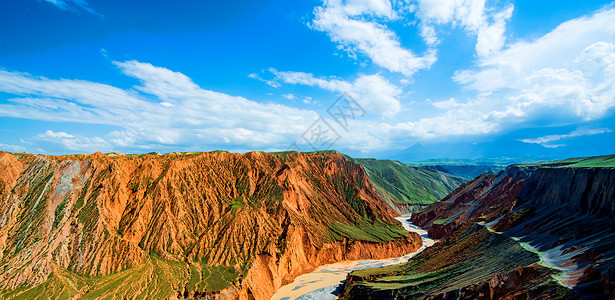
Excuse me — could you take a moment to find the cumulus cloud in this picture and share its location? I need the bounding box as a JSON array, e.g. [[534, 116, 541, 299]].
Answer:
[[271, 70, 402, 117], [401, 7, 615, 140], [432, 97, 462, 109], [309, 0, 515, 74], [416, 0, 514, 57], [39, 130, 74, 139], [311, 0, 437, 77], [250, 3, 615, 146], [454, 8, 615, 92], [0, 62, 400, 153], [291, 0, 520, 142], [419, 24, 439, 46], [384, 105, 500, 139]]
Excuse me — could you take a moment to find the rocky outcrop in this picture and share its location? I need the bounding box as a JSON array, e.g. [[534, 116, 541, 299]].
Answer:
[[410, 170, 526, 239], [0, 151, 421, 299], [518, 167, 615, 217], [427, 265, 578, 300]]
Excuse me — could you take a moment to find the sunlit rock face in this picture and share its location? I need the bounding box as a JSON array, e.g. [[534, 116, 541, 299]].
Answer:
[[0, 151, 420, 299]]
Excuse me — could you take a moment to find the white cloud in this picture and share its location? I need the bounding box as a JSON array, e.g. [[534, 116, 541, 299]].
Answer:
[[248, 72, 281, 88], [40, 130, 74, 139], [384, 107, 499, 139], [432, 97, 462, 109], [519, 128, 612, 148], [0, 61, 318, 152], [455, 8, 615, 92], [454, 39, 615, 121], [34, 130, 111, 152], [41, 0, 100, 15], [416, 0, 514, 57], [419, 23, 438, 46], [292, 0, 520, 142], [0, 143, 26, 153], [0, 62, 401, 153], [272, 70, 402, 116], [283, 93, 296, 100], [404, 7, 615, 140], [114, 60, 201, 102], [312, 0, 437, 76]]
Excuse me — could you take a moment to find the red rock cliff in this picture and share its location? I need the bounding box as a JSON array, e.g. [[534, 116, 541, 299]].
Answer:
[[0, 151, 420, 299]]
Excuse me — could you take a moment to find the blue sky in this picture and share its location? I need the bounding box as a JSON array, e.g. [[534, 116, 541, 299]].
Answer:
[[1, 0, 614, 160]]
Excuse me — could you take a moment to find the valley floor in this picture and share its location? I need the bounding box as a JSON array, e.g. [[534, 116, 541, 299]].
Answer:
[[271, 215, 435, 300]]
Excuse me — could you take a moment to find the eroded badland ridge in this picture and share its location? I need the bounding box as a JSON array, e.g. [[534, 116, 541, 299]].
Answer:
[[0, 151, 424, 299], [7, 149, 611, 300], [341, 155, 615, 299]]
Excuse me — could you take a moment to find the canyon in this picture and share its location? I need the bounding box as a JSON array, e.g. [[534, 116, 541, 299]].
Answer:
[[2, 150, 613, 299], [271, 215, 436, 299], [0, 150, 459, 299], [341, 155, 615, 299]]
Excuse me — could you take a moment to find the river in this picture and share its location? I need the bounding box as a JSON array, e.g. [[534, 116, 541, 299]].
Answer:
[[270, 214, 435, 300]]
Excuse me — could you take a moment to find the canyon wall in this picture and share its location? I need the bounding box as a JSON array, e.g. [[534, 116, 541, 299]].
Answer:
[[0, 151, 420, 299], [518, 167, 615, 217], [343, 157, 615, 299]]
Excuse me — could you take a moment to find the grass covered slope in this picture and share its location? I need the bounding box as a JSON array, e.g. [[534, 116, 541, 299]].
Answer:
[[341, 224, 575, 299], [2, 256, 241, 299], [517, 153, 615, 168], [351, 158, 465, 209]]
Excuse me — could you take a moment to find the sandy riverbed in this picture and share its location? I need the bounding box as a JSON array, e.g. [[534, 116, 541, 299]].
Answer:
[[270, 214, 435, 300]]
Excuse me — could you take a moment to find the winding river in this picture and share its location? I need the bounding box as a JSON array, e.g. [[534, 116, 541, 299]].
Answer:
[[271, 214, 435, 300]]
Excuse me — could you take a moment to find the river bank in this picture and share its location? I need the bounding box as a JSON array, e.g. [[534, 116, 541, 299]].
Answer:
[[271, 214, 436, 300]]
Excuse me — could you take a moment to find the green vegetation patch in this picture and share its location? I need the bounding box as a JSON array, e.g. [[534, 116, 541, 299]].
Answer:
[[52, 195, 70, 229], [342, 224, 549, 298], [432, 215, 454, 225], [328, 220, 408, 243], [352, 158, 465, 205], [2, 256, 241, 299], [517, 154, 615, 168]]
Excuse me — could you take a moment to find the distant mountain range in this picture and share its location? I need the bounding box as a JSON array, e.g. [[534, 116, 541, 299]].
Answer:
[[383, 128, 615, 164]]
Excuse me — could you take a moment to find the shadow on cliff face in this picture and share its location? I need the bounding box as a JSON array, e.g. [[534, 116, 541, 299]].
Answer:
[[341, 156, 615, 299]]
